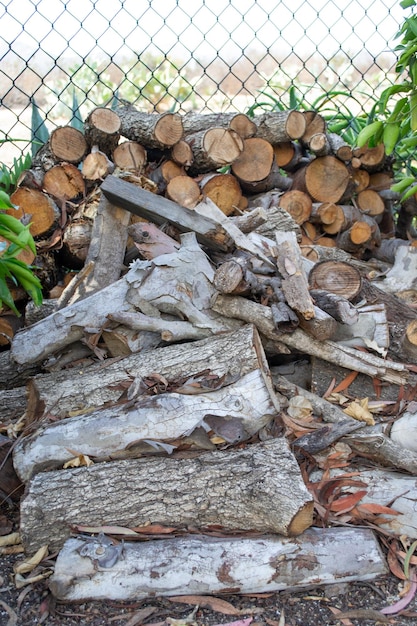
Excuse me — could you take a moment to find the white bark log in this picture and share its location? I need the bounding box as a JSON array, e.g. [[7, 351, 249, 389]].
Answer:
[[14, 368, 281, 482], [377, 244, 417, 294], [310, 466, 417, 538], [49, 527, 387, 602], [26, 325, 263, 422]]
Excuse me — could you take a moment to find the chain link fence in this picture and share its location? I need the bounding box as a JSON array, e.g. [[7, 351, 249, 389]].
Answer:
[[0, 0, 404, 164]]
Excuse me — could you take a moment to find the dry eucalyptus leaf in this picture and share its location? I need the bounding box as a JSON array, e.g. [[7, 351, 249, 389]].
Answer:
[[13, 544, 48, 575]]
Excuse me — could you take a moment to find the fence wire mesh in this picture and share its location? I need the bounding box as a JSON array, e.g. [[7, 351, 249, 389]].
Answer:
[[0, 0, 404, 164]]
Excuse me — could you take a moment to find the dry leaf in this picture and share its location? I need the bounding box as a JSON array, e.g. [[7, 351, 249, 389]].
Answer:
[[13, 544, 48, 574], [14, 570, 53, 589], [168, 595, 240, 615], [0, 532, 21, 547], [63, 453, 94, 468], [287, 396, 313, 419], [343, 398, 375, 425]]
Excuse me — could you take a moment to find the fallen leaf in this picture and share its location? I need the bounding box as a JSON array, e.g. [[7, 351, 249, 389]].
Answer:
[[63, 453, 94, 468], [168, 595, 240, 615], [343, 398, 375, 425], [0, 532, 21, 547], [381, 569, 417, 614], [332, 370, 359, 393], [72, 524, 139, 536], [212, 620, 253, 626], [13, 544, 48, 574], [0, 599, 18, 625]]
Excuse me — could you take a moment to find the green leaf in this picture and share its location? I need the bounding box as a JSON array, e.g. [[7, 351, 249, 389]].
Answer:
[[401, 0, 416, 9], [31, 97, 49, 157], [0, 190, 15, 209], [356, 120, 383, 148], [391, 176, 416, 193]]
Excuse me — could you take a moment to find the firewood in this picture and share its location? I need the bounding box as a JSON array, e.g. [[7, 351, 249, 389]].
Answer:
[[296, 305, 338, 341], [19, 438, 314, 554], [308, 260, 363, 300], [112, 140, 147, 171], [254, 110, 307, 142], [0, 386, 27, 424], [25, 325, 265, 424], [81, 148, 114, 182], [0, 351, 42, 391], [200, 172, 242, 216], [402, 318, 417, 359], [236, 159, 292, 194], [0, 311, 23, 346], [60, 219, 93, 269], [84, 107, 121, 155], [309, 289, 359, 325], [231, 137, 274, 185], [295, 156, 351, 203], [229, 206, 268, 233], [211, 294, 408, 384], [49, 527, 386, 602], [274, 231, 315, 320], [14, 367, 279, 482], [310, 465, 417, 538], [279, 190, 312, 225], [351, 168, 370, 192], [42, 163, 85, 201], [344, 430, 417, 474], [116, 104, 184, 149], [166, 175, 201, 209], [186, 127, 244, 172], [31, 126, 87, 170], [357, 188, 385, 221], [330, 302, 389, 352], [328, 132, 353, 161], [148, 159, 185, 193], [170, 139, 194, 168], [352, 143, 386, 171], [310, 202, 345, 234], [182, 111, 257, 138], [273, 141, 303, 169], [372, 238, 416, 264], [306, 131, 330, 156], [301, 110, 326, 145], [375, 242, 417, 294], [9, 187, 61, 238]]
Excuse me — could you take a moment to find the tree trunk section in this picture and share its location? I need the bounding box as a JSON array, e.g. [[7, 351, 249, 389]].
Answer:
[[9, 188, 61, 239], [112, 141, 147, 171], [186, 128, 244, 172], [42, 163, 85, 201], [308, 260, 362, 300], [84, 107, 121, 155], [117, 104, 184, 149], [254, 111, 306, 142], [49, 527, 386, 602], [20, 439, 314, 554], [231, 137, 274, 184]]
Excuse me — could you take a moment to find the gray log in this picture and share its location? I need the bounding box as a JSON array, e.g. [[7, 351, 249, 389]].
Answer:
[[20, 439, 314, 554]]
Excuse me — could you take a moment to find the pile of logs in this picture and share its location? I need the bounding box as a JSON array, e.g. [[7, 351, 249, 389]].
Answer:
[[2, 101, 417, 603]]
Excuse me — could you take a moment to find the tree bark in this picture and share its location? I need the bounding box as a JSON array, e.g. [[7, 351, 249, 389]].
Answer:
[[19, 439, 314, 554], [117, 104, 184, 149], [186, 128, 244, 172], [25, 325, 266, 424], [84, 107, 121, 155], [182, 112, 257, 138], [254, 111, 307, 142], [14, 367, 280, 482], [49, 527, 386, 602]]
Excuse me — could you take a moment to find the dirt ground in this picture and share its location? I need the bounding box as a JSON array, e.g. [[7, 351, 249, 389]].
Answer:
[[1, 500, 416, 626]]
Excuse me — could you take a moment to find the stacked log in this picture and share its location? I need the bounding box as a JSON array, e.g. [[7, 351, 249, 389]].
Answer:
[[2, 100, 417, 605]]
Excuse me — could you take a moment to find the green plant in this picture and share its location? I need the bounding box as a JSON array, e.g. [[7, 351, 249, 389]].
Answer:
[[0, 140, 43, 315], [355, 0, 417, 199]]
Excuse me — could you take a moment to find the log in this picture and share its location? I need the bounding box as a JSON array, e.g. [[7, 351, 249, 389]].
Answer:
[[357, 189, 385, 220], [310, 202, 345, 234], [211, 294, 408, 384], [352, 143, 386, 172], [59, 218, 93, 269], [59, 194, 131, 305], [11, 232, 240, 366], [32, 126, 87, 168], [125, 221, 180, 263], [49, 527, 386, 602], [0, 311, 23, 345], [25, 325, 266, 423], [186, 127, 244, 172], [274, 231, 315, 320], [112, 141, 147, 171], [292, 156, 350, 203], [301, 111, 327, 145], [0, 351, 42, 390], [84, 107, 121, 155], [9, 188, 61, 238], [376, 243, 417, 294], [330, 303, 389, 351], [14, 367, 280, 482], [236, 159, 292, 195], [81, 149, 114, 182], [254, 111, 307, 142], [166, 175, 201, 209], [117, 105, 184, 149], [279, 190, 312, 225], [231, 137, 274, 184], [0, 386, 27, 423], [200, 173, 242, 216], [182, 111, 257, 138], [42, 163, 85, 201], [170, 140, 194, 169], [308, 260, 362, 300], [19, 439, 314, 554]]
